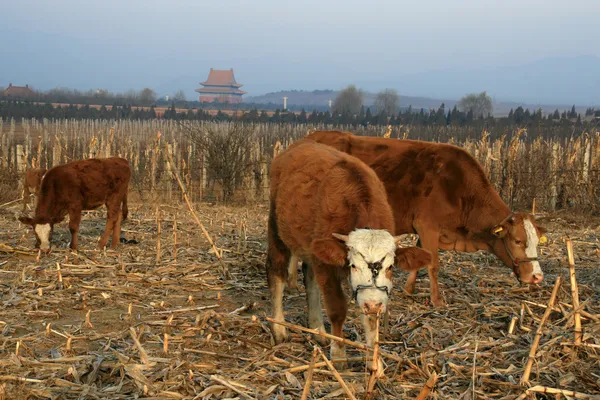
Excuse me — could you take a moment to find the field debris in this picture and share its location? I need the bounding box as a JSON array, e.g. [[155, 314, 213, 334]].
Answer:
[[1, 203, 599, 399]]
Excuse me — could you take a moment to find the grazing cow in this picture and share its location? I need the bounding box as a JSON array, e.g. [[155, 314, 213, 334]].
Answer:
[[18, 157, 131, 251], [22, 168, 47, 211], [305, 130, 547, 307], [267, 140, 431, 373]]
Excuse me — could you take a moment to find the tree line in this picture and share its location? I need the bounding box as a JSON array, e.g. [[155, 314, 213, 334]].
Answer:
[[1, 100, 596, 133]]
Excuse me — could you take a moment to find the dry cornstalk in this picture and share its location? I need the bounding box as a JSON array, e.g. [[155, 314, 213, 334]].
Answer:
[[508, 316, 518, 334], [526, 385, 600, 399], [565, 239, 582, 345], [209, 375, 256, 400], [316, 347, 358, 400], [163, 142, 230, 279], [163, 333, 169, 354], [266, 317, 404, 363], [300, 347, 319, 400], [173, 213, 178, 262], [285, 357, 370, 374], [85, 309, 93, 328], [129, 327, 150, 365], [56, 262, 63, 290], [364, 311, 381, 400], [520, 276, 562, 385], [155, 208, 161, 264], [415, 371, 438, 400], [471, 341, 478, 399]]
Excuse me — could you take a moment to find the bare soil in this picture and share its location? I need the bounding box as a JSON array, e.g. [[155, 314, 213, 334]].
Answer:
[[0, 202, 599, 399]]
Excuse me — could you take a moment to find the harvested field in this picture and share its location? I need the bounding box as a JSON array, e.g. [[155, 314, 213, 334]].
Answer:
[[0, 202, 599, 399]]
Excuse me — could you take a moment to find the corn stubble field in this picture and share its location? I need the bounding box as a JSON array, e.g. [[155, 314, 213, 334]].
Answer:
[[0, 119, 599, 399]]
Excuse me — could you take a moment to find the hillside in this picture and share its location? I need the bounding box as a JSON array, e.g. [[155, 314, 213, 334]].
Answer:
[[245, 90, 457, 110]]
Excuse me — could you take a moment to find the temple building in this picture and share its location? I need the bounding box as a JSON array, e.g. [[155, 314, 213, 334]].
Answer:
[[196, 69, 246, 103], [2, 83, 36, 99]]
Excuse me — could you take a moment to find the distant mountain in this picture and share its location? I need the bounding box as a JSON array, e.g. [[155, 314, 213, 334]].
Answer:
[[359, 55, 600, 106], [244, 89, 590, 116], [245, 90, 457, 110]]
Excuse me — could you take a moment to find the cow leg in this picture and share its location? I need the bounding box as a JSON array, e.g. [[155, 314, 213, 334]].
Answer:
[[266, 208, 291, 344], [267, 250, 290, 343], [68, 208, 82, 250], [417, 229, 444, 308], [314, 266, 348, 367], [404, 237, 423, 294], [405, 271, 418, 295], [302, 262, 327, 345], [98, 199, 120, 249], [111, 203, 124, 249]]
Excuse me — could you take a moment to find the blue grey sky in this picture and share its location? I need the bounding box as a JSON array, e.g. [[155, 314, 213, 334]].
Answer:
[[2, 0, 600, 103]]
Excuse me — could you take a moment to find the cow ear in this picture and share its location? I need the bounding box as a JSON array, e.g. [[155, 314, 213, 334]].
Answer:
[[18, 216, 34, 226], [490, 224, 507, 238], [393, 234, 409, 246], [311, 238, 348, 266], [332, 233, 349, 243], [395, 247, 432, 272]]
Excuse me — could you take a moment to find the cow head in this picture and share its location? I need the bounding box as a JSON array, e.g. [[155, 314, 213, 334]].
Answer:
[[18, 216, 54, 252], [490, 213, 547, 284], [313, 229, 431, 316]]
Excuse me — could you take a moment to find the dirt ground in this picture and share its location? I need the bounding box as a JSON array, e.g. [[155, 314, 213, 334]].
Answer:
[[0, 201, 599, 399]]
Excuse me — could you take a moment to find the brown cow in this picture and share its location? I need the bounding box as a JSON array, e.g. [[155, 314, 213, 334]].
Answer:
[[267, 140, 431, 373], [22, 168, 47, 211], [18, 157, 131, 251], [305, 130, 547, 307]]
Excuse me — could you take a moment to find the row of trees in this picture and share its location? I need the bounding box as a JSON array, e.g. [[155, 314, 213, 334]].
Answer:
[[331, 86, 494, 118], [1, 100, 595, 130]]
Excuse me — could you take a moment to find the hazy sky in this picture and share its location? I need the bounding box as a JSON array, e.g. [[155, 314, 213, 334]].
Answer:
[[2, 0, 600, 102]]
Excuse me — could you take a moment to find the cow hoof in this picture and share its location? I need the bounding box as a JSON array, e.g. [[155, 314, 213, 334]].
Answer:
[[404, 283, 416, 295], [272, 324, 288, 344], [311, 325, 328, 346], [330, 342, 347, 369], [432, 298, 446, 308]]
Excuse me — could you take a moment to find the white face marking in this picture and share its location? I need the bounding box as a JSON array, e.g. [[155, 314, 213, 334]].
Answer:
[[523, 219, 543, 276], [345, 229, 395, 312], [35, 223, 51, 250]]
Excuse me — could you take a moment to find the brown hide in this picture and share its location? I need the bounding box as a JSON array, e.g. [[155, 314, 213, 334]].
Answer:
[[266, 140, 431, 346], [19, 157, 131, 250], [305, 130, 546, 306], [269, 140, 396, 267], [22, 168, 47, 211]]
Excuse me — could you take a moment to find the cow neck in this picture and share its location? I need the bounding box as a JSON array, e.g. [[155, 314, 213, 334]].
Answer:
[[470, 192, 512, 233], [348, 136, 383, 160], [34, 183, 60, 224]]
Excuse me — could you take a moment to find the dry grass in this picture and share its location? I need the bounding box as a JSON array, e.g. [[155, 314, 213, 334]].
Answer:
[[1, 120, 599, 209], [1, 200, 599, 399]]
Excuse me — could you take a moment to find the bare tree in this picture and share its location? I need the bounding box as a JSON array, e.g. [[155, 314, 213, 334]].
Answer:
[[332, 85, 365, 115], [139, 88, 157, 106], [374, 89, 400, 116], [457, 91, 493, 117], [172, 90, 187, 104], [183, 121, 258, 203]]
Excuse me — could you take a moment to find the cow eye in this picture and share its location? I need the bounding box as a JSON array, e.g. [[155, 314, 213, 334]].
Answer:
[[515, 240, 523, 245]]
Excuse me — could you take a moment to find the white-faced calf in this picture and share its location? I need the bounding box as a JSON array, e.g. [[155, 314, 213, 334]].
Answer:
[[267, 140, 431, 375], [19, 157, 131, 251]]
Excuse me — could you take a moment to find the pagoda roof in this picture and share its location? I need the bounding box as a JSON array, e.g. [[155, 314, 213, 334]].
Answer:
[[200, 69, 243, 88], [195, 87, 247, 95], [2, 83, 36, 98]]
